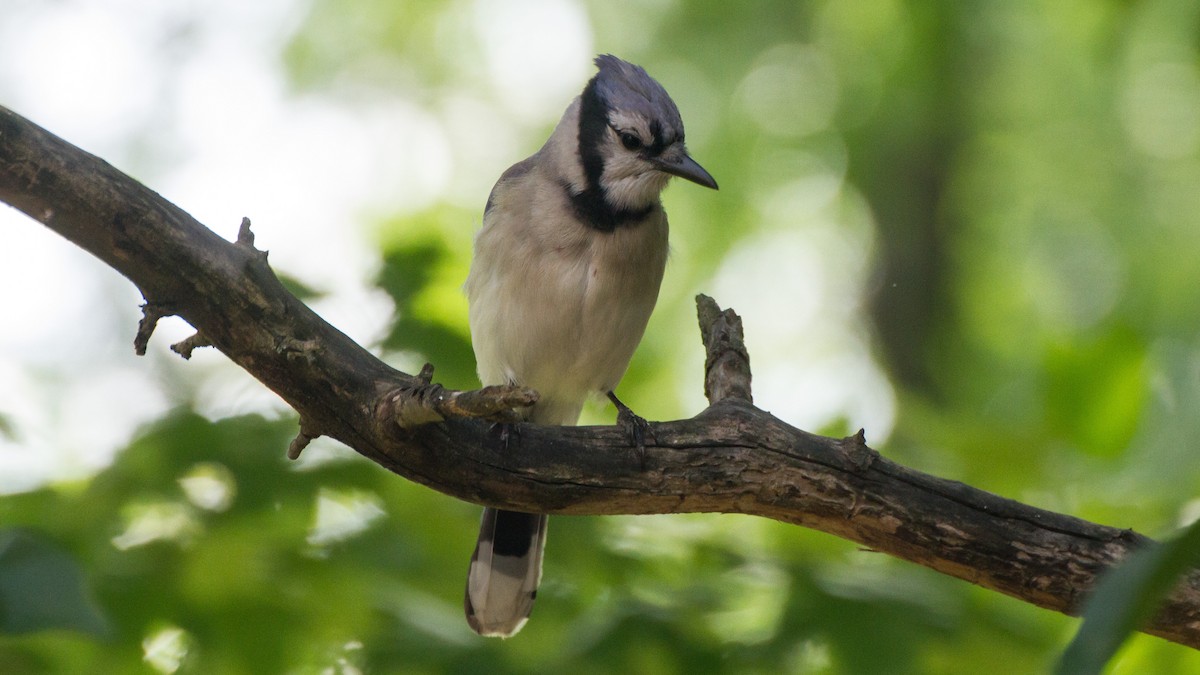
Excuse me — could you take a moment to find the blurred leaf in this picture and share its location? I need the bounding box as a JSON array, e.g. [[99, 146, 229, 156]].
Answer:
[[0, 411, 15, 441], [376, 235, 476, 389], [0, 528, 109, 637], [1056, 521, 1200, 675], [1045, 328, 1148, 458], [282, 0, 455, 94]]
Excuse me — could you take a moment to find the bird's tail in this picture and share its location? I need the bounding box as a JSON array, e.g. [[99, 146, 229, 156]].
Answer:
[[464, 507, 548, 637], [464, 399, 579, 637]]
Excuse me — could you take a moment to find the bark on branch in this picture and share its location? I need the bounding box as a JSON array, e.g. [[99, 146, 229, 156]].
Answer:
[[1, 105, 1197, 648]]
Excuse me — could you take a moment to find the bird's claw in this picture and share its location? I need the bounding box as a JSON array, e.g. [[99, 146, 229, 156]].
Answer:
[[619, 408, 650, 463], [608, 391, 651, 466], [487, 421, 520, 452]]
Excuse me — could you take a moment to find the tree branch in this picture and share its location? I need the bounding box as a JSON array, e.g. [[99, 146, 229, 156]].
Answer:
[[2, 105, 1196, 648]]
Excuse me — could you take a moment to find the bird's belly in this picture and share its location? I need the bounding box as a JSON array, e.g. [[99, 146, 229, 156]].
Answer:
[[523, 267, 655, 400], [468, 214, 668, 425]]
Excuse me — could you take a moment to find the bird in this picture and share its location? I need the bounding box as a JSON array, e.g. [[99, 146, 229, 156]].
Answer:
[[462, 54, 717, 638]]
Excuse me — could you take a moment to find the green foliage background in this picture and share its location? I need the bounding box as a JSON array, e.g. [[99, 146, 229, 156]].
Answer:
[[4, 0, 1200, 673]]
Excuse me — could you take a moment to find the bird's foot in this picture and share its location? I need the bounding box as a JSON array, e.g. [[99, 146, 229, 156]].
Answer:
[[607, 391, 651, 466], [487, 421, 520, 452]]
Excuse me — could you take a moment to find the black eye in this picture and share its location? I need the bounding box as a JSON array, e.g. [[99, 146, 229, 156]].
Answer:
[[619, 132, 643, 151]]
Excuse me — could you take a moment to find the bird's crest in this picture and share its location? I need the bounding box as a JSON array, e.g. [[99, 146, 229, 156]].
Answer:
[[589, 54, 684, 145]]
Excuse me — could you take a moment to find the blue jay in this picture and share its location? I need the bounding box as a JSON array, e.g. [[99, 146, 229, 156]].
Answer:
[[463, 54, 717, 637]]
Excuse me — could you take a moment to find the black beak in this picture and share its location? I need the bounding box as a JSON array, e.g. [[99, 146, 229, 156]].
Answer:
[[654, 153, 718, 190]]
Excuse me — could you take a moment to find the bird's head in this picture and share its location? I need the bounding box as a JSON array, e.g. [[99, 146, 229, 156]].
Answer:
[[577, 55, 717, 215]]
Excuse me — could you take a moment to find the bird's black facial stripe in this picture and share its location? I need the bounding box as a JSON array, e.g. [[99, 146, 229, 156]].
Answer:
[[562, 179, 653, 232], [572, 76, 655, 231], [609, 121, 669, 157], [648, 119, 666, 155], [578, 77, 608, 194]]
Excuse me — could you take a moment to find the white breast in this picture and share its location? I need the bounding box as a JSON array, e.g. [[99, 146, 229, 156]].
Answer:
[[465, 163, 669, 426]]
